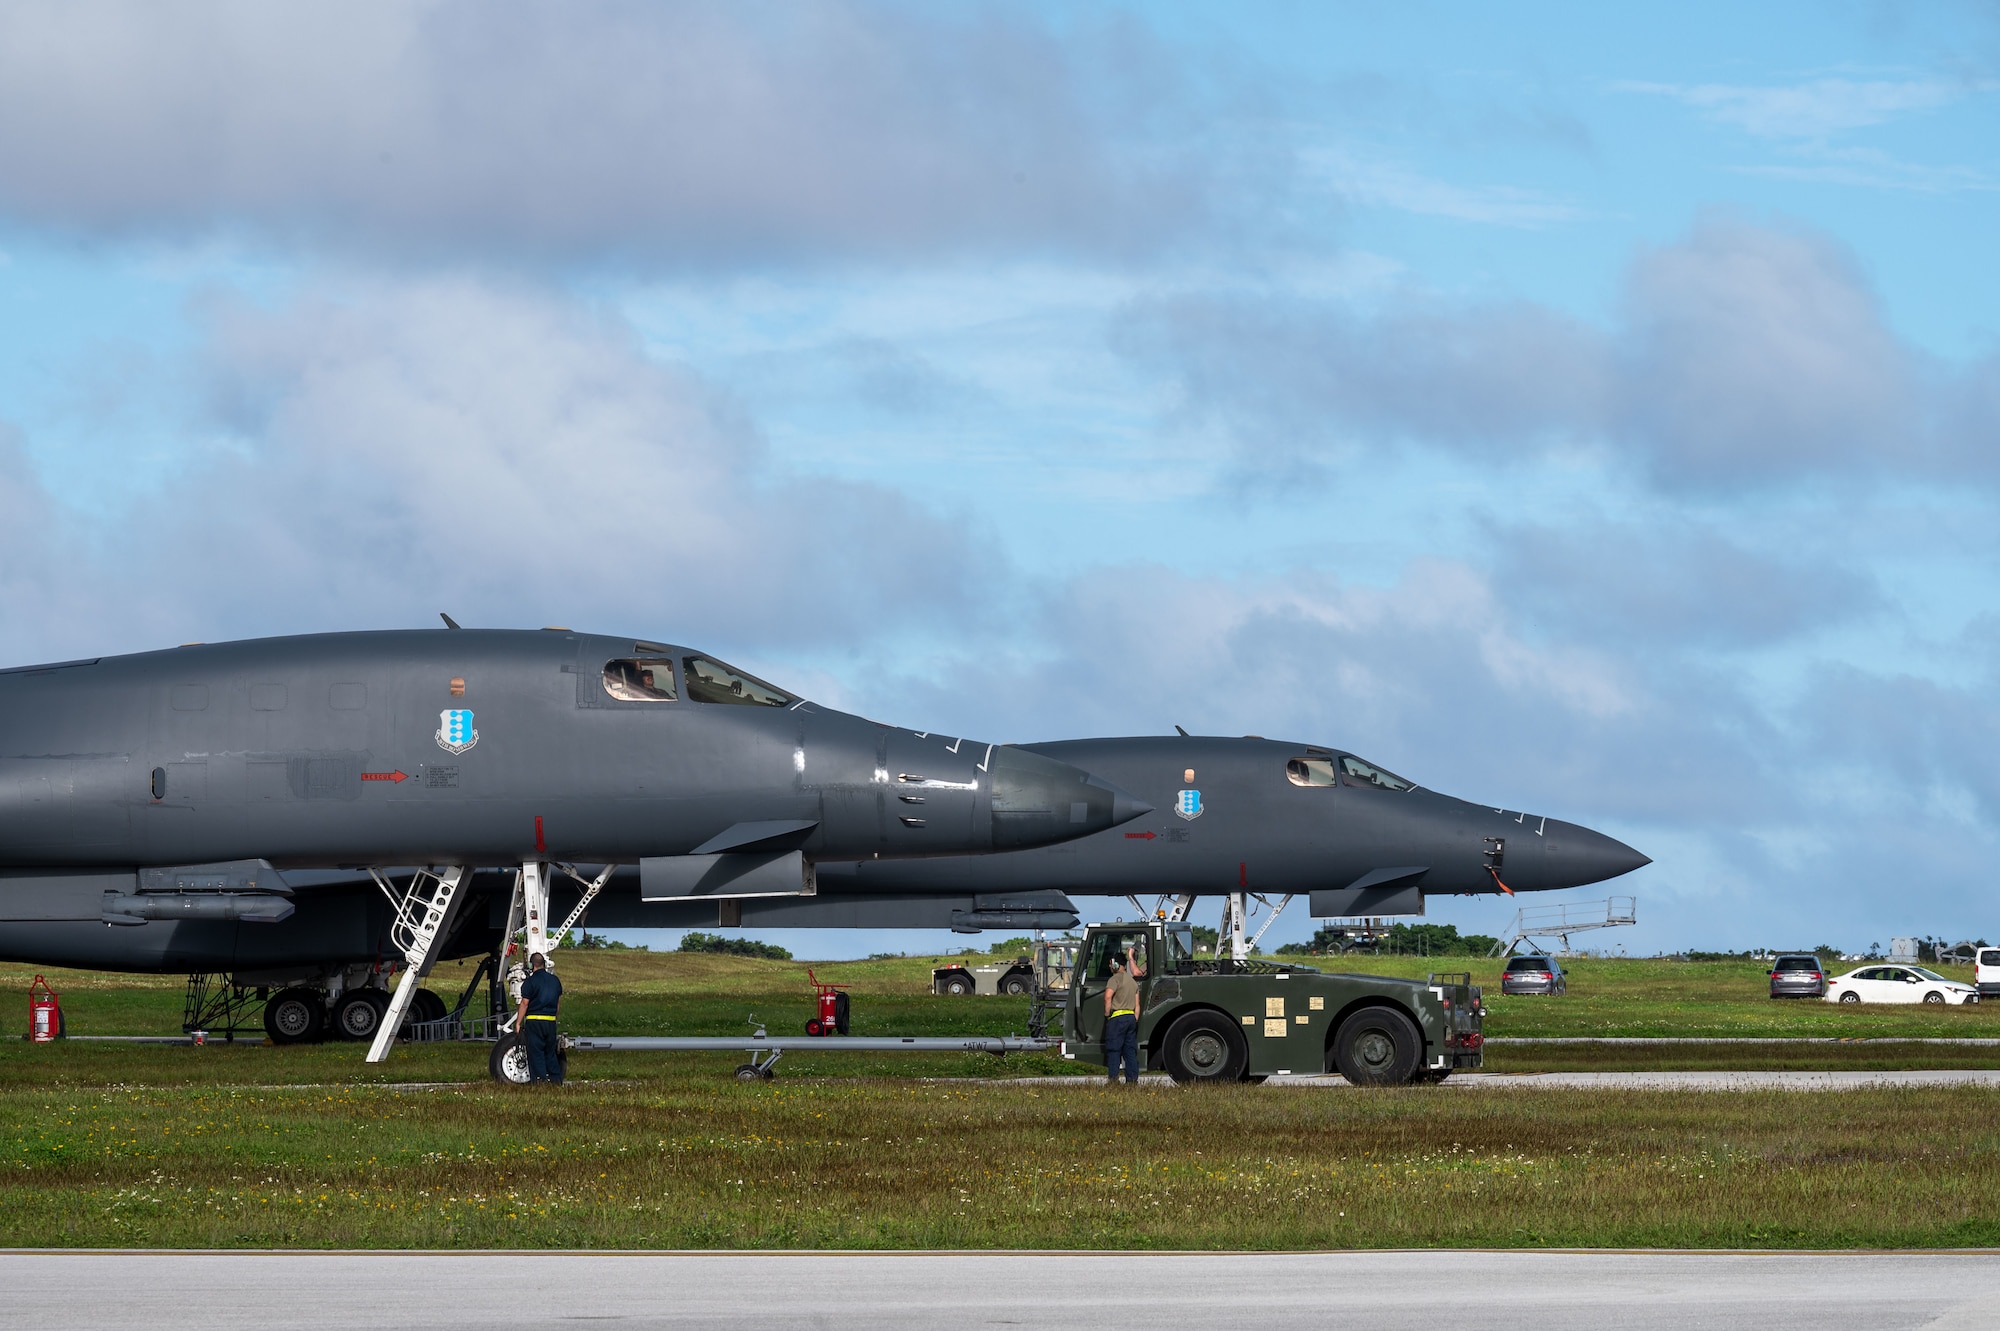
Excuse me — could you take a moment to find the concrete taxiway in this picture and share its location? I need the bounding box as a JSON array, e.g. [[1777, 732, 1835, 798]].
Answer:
[[5, 1249, 1996, 1330]]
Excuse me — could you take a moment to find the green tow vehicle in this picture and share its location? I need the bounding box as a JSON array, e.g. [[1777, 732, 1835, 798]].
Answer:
[[1059, 920, 1485, 1084]]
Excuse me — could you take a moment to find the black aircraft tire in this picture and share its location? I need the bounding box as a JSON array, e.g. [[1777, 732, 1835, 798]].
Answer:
[[1331, 1006, 1423, 1087], [331, 991, 388, 1042], [734, 1063, 763, 1081], [1160, 1010, 1248, 1084], [264, 988, 325, 1045], [490, 1033, 531, 1084], [409, 988, 448, 1026]]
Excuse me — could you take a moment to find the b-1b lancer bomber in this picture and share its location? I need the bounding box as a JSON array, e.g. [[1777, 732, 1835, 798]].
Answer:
[[0, 628, 1149, 1048]]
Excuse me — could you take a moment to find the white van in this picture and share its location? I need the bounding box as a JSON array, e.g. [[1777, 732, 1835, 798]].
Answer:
[[1977, 948, 2000, 999]]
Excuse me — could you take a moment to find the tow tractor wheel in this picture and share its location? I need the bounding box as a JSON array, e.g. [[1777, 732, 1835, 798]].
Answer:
[[1000, 972, 1033, 996], [1331, 1006, 1422, 1086], [489, 1032, 532, 1084], [331, 989, 390, 1041], [1160, 1010, 1248, 1084], [938, 972, 973, 996], [263, 987, 326, 1045]]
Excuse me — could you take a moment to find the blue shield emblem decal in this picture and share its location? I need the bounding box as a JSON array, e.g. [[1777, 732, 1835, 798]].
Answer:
[[1175, 788, 1203, 821], [436, 708, 478, 755]]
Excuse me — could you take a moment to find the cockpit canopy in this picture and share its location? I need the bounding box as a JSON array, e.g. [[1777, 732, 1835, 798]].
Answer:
[[600, 650, 796, 708], [1286, 754, 1416, 792]]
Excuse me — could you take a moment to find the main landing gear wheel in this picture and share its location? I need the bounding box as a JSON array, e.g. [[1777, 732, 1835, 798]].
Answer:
[[1331, 1006, 1422, 1086], [1160, 1010, 1248, 1084], [263, 987, 325, 1045], [1839, 991, 1861, 1004], [406, 988, 448, 1028], [490, 1032, 531, 1084], [331, 990, 390, 1041]]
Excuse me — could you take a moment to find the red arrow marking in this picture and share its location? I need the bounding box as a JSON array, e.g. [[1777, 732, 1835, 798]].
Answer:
[[361, 770, 409, 783], [1125, 831, 1155, 839]]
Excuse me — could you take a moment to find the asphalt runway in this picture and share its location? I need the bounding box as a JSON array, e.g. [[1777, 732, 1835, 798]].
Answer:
[[5, 1249, 1997, 1330]]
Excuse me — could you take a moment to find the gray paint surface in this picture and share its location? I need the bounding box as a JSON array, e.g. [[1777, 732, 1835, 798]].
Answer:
[[2, 1250, 1993, 1330]]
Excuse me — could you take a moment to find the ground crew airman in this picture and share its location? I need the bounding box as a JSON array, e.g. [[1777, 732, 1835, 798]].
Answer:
[[1103, 944, 1144, 1083], [515, 952, 564, 1084]]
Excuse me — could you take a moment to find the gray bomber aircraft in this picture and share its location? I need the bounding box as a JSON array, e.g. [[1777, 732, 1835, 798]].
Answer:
[[611, 736, 1651, 933], [0, 627, 1149, 1044]]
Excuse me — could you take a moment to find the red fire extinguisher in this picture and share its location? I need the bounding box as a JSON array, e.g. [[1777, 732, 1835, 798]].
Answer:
[[28, 975, 61, 1043], [803, 969, 850, 1037]]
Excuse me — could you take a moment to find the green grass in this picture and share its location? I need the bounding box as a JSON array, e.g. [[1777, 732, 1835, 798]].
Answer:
[[1, 1047, 1996, 1249], [2, 951, 1998, 1249]]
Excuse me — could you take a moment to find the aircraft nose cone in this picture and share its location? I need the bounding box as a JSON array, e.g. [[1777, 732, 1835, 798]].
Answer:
[[1531, 820, 1650, 889], [1109, 786, 1155, 826], [987, 749, 1150, 848]]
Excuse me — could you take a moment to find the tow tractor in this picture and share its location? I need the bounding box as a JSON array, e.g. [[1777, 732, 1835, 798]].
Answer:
[[1061, 919, 1483, 1084]]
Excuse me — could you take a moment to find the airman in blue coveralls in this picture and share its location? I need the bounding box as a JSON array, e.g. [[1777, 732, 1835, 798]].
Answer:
[[515, 952, 564, 1084]]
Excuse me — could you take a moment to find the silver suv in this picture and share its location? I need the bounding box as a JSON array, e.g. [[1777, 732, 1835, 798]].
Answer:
[[1768, 953, 1827, 998], [1500, 954, 1566, 996]]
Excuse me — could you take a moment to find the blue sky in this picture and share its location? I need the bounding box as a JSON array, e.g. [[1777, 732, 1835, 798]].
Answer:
[[2, 1, 1998, 956]]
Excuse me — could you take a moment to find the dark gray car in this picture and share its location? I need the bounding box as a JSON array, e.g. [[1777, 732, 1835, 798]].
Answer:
[[1500, 954, 1566, 995], [1768, 953, 1828, 998]]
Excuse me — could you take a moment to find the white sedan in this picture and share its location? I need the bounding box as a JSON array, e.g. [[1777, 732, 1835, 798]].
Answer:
[[1824, 965, 1980, 1005]]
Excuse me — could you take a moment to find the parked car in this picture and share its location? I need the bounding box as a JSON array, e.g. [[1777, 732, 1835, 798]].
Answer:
[[1824, 965, 1980, 1006], [1500, 954, 1566, 996], [1977, 948, 2000, 1000], [1768, 953, 1828, 999]]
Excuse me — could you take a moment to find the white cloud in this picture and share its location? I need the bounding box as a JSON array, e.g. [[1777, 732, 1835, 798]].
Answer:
[[1303, 145, 1588, 227], [1620, 76, 1974, 139], [0, 0, 1239, 263], [0, 276, 987, 662]]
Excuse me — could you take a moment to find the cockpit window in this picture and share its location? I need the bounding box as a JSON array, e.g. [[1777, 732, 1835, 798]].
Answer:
[[602, 658, 677, 702], [684, 655, 794, 707], [1340, 755, 1415, 792], [1286, 757, 1338, 787]]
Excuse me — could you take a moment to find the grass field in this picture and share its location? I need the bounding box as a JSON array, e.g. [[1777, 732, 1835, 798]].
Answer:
[[1, 949, 1996, 1249]]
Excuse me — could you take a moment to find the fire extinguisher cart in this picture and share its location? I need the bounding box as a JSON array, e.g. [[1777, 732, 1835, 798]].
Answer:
[[803, 969, 850, 1037], [27, 976, 62, 1042]]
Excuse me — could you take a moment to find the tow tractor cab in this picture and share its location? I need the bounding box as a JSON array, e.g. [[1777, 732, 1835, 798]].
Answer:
[[1060, 920, 1484, 1085]]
